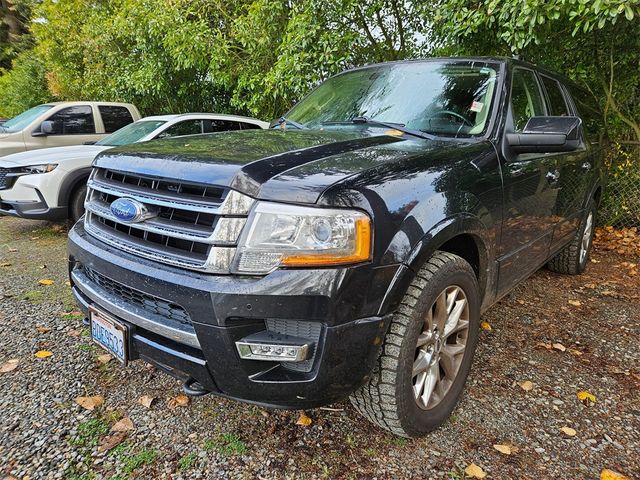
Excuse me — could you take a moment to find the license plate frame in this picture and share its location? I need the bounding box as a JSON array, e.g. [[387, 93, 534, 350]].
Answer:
[[89, 306, 128, 365]]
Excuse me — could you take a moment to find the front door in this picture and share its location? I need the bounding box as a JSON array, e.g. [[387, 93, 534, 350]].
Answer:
[[496, 67, 560, 296]]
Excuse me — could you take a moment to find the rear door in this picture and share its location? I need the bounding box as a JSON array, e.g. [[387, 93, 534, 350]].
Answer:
[[497, 67, 559, 295], [539, 75, 593, 252]]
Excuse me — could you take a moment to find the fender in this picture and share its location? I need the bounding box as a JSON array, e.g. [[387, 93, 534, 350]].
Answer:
[[56, 167, 92, 208], [377, 213, 495, 317]]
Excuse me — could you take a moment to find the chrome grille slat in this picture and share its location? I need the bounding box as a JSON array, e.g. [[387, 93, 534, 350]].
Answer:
[[84, 167, 254, 273], [87, 179, 221, 213]]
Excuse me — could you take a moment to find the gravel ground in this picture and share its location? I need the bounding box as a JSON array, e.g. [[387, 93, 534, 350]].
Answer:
[[0, 216, 638, 480]]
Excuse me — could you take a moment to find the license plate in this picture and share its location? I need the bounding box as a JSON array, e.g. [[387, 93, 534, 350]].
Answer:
[[90, 307, 128, 365]]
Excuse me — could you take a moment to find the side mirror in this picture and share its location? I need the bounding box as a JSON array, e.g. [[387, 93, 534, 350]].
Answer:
[[33, 120, 55, 137], [507, 116, 582, 154]]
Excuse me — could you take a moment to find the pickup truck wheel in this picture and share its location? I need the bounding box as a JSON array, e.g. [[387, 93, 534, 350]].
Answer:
[[69, 184, 87, 224], [350, 251, 480, 437], [547, 200, 596, 275]]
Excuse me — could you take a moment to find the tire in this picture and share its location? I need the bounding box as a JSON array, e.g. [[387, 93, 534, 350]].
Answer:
[[350, 251, 480, 437], [69, 184, 88, 224], [547, 200, 596, 275]]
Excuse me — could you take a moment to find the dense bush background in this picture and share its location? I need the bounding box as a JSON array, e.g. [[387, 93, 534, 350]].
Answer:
[[1, 0, 639, 224]]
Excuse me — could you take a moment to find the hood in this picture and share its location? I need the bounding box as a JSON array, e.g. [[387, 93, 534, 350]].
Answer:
[[0, 144, 110, 168], [95, 129, 424, 203]]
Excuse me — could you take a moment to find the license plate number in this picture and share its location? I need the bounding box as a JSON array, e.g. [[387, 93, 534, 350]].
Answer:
[[90, 307, 128, 364]]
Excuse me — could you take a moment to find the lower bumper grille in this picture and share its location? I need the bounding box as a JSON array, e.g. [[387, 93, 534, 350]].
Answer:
[[83, 267, 191, 325]]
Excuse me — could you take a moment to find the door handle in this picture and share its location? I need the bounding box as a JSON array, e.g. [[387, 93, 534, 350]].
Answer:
[[546, 170, 560, 183], [581, 162, 591, 171]]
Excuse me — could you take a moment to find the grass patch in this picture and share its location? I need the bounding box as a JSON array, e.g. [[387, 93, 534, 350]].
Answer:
[[203, 433, 247, 456], [178, 452, 198, 471], [390, 436, 408, 447], [22, 289, 45, 302], [70, 418, 109, 448], [78, 343, 97, 353], [122, 449, 158, 475]]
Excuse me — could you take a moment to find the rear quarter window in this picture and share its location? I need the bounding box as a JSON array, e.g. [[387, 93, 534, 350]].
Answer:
[[566, 85, 602, 144], [99, 106, 134, 133]]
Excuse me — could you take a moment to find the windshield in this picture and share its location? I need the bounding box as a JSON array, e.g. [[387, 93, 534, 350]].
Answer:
[[0, 105, 53, 133], [285, 61, 499, 138], [96, 120, 166, 146]]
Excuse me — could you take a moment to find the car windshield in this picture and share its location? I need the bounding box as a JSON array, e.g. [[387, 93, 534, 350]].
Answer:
[[285, 61, 499, 138], [0, 104, 53, 133], [96, 120, 166, 146]]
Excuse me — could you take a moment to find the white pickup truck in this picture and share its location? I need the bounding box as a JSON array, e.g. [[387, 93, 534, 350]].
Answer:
[[0, 101, 141, 157]]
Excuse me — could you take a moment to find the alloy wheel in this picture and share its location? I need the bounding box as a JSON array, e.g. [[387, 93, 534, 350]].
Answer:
[[580, 212, 594, 264], [412, 285, 469, 410]]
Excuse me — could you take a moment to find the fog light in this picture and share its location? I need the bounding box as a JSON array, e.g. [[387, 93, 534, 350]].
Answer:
[[235, 331, 312, 362]]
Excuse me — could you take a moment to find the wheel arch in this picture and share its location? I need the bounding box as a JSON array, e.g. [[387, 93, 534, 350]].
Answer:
[[57, 167, 92, 210], [378, 214, 493, 317]]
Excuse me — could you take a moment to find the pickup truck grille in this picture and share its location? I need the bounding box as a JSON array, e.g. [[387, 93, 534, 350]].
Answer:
[[84, 167, 254, 273]]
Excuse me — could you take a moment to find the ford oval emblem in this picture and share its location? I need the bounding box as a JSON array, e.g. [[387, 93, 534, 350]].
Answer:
[[110, 197, 153, 223]]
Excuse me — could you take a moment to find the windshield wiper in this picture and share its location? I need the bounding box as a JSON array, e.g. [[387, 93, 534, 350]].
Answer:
[[271, 116, 307, 130], [322, 116, 435, 140]]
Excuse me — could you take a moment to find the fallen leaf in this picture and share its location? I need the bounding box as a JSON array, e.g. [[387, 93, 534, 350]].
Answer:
[[34, 350, 53, 359], [518, 380, 533, 392], [480, 321, 492, 331], [75, 395, 105, 411], [568, 348, 584, 356], [600, 469, 630, 480], [0, 359, 19, 373], [67, 329, 82, 337], [168, 394, 190, 408], [36, 326, 51, 334], [535, 342, 553, 349], [97, 354, 113, 364], [138, 395, 155, 408], [98, 432, 127, 453], [62, 310, 83, 317], [38, 264, 47, 269], [8, 248, 17, 252], [38, 279, 54, 286], [0, 262, 11, 267], [560, 426, 577, 437], [568, 300, 581, 307], [65, 280, 71, 286], [296, 413, 313, 426], [464, 463, 487, 479], [577, 390, 596, 403], [552, 343, 567, 352], [111, 417, 134, 432], [493, 444, 513, 455]]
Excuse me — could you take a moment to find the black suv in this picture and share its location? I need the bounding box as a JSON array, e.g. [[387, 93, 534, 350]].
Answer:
[[68, 57, 603, 437]]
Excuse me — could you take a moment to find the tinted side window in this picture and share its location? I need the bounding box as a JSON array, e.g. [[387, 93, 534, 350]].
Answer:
[[99, 106, 134, 133], [47, 106, 95, 135], [209, 120, 241, 132], [566, 86, 601, 143], [510, 69, 547, 132], [240, 122, 261, 130], [540, 76, 569, 116], [159, 120, 204, 138]]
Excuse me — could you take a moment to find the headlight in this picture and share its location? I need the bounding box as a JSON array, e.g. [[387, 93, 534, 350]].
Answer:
[[20, 164, 57, 174], [232, 202, 372, 274]]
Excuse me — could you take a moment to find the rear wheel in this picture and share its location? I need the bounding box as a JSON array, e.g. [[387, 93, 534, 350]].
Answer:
[[350, 251, 480, 437], [547, 200, 596, 275], [69, 184, 87, 224]]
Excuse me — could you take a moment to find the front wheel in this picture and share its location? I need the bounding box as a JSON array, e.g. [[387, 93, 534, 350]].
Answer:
[[69, 184, 87, 224], [350, 251, 480, 437]]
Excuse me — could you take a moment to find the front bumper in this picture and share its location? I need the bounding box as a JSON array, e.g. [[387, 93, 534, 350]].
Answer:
[[0, 170, 67, 220], [68, 220, 398, 408]]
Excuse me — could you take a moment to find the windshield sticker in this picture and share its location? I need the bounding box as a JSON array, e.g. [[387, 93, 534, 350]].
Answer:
[[470, 101, 484, 113]]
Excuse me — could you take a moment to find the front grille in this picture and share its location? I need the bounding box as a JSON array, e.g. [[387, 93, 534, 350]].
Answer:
[[84, 167, 254, 272], [84, 267, 191, 325], [0, 167, 18, 190]]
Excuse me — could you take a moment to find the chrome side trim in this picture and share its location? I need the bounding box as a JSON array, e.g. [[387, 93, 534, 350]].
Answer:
[[71, 269, 200, 349]]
